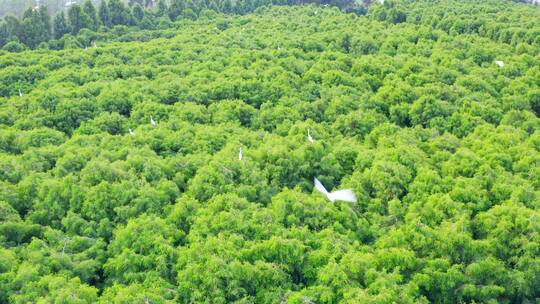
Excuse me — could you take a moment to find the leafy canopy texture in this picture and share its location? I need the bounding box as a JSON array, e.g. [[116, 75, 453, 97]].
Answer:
[[0, 0, 539, 303]]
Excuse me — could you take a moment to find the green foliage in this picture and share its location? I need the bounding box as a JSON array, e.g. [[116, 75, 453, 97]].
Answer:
[[0, 1, 539, 302]]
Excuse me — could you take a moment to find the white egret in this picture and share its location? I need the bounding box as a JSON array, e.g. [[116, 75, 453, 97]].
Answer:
[[150, 116, 157, 127], [307, 128, 314, 144], [238, 147, 243, 161], [18, 89, 23, 97], [129, 128, 134, 135], [314, 178, 357, 203], [495, 60, 505, 67]]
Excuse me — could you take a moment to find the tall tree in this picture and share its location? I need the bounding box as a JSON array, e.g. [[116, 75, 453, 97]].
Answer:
[[0, 20, 7, 46], [108, 0, 131, 25], [67, 4, 84, 34], [38, 5, 51, 41], [1, 16, 21, 42], [53, 11, 69, 39], [132, 3, 145, 23], [156, 0, 168, 17], [20, 7, 49, 48], [168, 0, 185, 21], [82, 0, 98, 30], [98, 0, 111, 27]]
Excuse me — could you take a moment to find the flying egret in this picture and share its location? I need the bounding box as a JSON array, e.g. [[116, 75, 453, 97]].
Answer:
[[314, 178, 357, 203], [18, 89, 23, 97], [307, 128, 314, 144], [238, 147, 243, 161], [150, 116, 157, 127], [129, 128, 135, 135], [495, 60, 505, 67]]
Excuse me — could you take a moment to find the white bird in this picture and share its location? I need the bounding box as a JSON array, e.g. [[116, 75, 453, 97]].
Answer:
[[495, 60, 505, 67], [314, 177, 357, 203], [150, 116, 157, 127], [129, 128, 134, 135], [307, 128, 314, 144], [238, 147, 243, 161], [379, 0, 385, 4], [18, 89, 23, 97]]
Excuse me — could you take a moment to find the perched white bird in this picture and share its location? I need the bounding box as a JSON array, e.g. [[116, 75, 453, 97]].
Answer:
[[314, 178, 357, 203], [495, 60, 505, 67], [18, 89, 23, 97], [150, 116, 157, 127], [238, 147, 243, 161], [307, 128, 314, 144], [129, 128, 134, 135]]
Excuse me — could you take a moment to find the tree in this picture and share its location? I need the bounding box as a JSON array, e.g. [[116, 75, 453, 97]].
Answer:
[[103, 215, 176, 284], [10, 275, 98, 303], [82, 0, 98, 30], [132, 3, 145, 23], [38, 5, 51, 41], [108, 0, 132, 25], [19, 6, 50, 48], [156, 0, 168, 17], [53, 11, 69, 39], [1, 16, 21, 43], [98, 0, 111, 27], [168, 0, 185, 21], [67, 4, 84, 34]]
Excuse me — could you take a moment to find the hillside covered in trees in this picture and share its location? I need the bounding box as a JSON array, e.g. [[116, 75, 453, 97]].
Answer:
[[0, 0, 364, 50], [0, 0, 539, 303]]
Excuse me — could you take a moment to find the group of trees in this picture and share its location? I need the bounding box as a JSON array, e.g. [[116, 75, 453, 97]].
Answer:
[[0, 0, 539, 302], [0, 0, 368, 51], [0, 0, 154, 50]]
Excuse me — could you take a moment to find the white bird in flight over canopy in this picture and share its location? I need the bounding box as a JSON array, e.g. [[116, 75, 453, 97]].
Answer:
[[314, 178, 357, 203]]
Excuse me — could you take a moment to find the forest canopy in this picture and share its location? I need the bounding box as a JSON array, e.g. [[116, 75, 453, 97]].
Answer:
[[0, 0, 539, 303]]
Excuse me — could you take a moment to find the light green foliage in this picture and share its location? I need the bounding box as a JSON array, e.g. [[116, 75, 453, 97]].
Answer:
[[0, 0, 539, 303]]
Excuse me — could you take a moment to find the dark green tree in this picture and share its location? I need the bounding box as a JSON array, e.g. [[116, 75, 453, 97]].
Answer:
[[82, 0, 98, 30], [156, 0, 168, 17], [38, 5, 51, 41], [20, 7, 49, 48], [132, 3, 145, 23], [98, 0, 111, 27], [67, 4, 84, 34], [168, 0, 185, 21], [53, 11, 69, 39], [108, 0, 131, 25]]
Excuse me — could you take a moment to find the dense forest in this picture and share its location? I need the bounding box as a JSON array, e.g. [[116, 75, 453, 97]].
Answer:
[[0, 0, 539, 303], [0, 0, 367, 50]]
